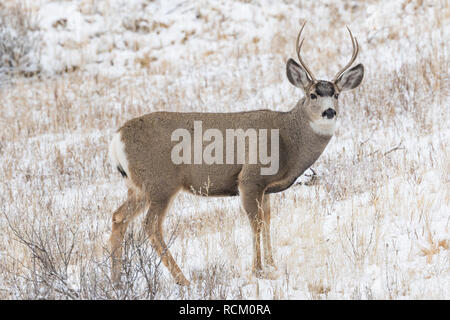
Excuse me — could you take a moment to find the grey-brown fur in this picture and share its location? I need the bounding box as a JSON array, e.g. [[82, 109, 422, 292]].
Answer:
[[109, 25, 364, 286], [120, 106, 330, 197], [315, 81, 335, 97]]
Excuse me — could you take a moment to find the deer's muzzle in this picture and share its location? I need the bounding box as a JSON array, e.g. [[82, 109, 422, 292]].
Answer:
[[322, 108, 336, 119]]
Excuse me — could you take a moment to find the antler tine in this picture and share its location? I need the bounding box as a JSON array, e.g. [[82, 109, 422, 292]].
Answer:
[[333, 26, 359, 82], [295, 21, 316, 83]]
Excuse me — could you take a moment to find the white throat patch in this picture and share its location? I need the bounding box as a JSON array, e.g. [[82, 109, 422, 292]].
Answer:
[[309, 118, 337, 136]]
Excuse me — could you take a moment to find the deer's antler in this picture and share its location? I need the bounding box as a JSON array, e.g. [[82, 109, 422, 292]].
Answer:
[[295, 22, 317, 83], [332, 26, 359, 82]]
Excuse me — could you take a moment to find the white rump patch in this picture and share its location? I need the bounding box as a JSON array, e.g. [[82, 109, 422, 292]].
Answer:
[[309, 118, 337, 136], [109, 131, 130, 177]]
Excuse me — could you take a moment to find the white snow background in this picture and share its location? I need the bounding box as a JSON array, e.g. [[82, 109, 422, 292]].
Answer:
[[0, 0, 448, 299]]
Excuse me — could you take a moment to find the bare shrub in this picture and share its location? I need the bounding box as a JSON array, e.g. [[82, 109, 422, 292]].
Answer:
[[1, 212, 172, 299], [0, 3, 41, 79], [188, 263, 234, 299], [2, 212, 80, 299], [77, 230, 168, 300]]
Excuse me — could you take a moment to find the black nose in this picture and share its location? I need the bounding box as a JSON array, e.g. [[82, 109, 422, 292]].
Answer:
[[322, 108, 336, 119]]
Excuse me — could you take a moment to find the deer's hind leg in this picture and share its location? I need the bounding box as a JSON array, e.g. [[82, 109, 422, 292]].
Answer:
[[110, 190, 146, 284], [144, 190, 189, 286]]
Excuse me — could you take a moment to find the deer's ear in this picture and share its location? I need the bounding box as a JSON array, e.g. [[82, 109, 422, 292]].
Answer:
[[335, 63, 364, 91], [286, 58, 311, 89]]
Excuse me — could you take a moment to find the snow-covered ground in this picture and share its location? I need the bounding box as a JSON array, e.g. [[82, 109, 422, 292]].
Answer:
[[0, 0, 448, 299]]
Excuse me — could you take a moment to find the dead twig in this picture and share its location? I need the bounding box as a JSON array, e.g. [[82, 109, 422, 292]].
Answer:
[[366, 141, 405, 158], [383, 142, 405, 156]]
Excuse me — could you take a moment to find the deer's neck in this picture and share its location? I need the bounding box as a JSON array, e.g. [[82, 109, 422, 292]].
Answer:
[[287, 98, 332, 148], [279, 100, 332, 180]]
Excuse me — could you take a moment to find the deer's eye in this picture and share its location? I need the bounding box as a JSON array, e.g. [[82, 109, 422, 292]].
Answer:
[[310, 93, 317, 100], [334, 93, 339, 99]]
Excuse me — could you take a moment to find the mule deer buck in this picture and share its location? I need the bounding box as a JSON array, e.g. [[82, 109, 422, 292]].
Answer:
[[108, 23, 364, 286]]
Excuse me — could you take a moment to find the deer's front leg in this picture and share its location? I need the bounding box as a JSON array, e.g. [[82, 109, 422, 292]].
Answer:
[[262, 194, 276, 269], [239, 183, 265, 277]]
